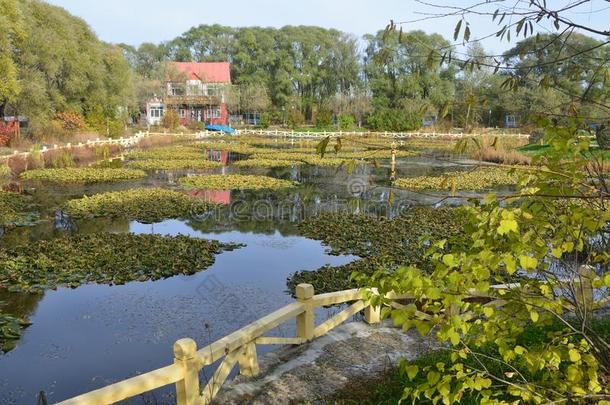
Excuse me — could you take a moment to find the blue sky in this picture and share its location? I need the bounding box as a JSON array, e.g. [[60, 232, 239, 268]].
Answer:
[[45, 0, 608, 54]]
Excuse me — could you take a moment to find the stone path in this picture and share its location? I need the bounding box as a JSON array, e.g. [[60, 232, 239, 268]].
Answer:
[[213, 320, 436, 404]]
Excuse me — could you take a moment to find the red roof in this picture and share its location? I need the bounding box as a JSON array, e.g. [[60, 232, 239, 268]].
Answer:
[[167, 62, 231, 83]]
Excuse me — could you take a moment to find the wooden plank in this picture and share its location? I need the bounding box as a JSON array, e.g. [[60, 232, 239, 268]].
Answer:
[[311, 289, 360, 306], [255, 336, 307, 345], [195, 302, 305, 367], [313, 300, 366, 339], [57, 364, 184, 405], [200, 351, 238, 404]]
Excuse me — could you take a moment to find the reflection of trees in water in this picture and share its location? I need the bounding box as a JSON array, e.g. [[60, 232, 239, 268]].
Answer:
[[0, 289, 43, 322], [1, 216, 130, 249], [186, 185, 412, 236]]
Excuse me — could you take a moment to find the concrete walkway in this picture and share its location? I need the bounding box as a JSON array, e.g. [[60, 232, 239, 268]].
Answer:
[[213, 320, 436, 404]]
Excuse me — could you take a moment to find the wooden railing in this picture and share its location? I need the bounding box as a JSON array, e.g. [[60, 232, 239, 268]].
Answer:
[[237, 129, 531, 139], [54, 270, 601, 405], [56, 284, 395, 405]]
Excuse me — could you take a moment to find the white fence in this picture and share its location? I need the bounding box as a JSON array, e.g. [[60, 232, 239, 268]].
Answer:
[[237, 129, 531, 139], [0, 131, 216, 163]]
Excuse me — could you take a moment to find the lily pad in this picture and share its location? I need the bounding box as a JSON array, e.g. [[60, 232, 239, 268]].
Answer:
[[287, 207, 466, 294], [20, 168, 147, 184], [0, 233, 242, 292], [64, 188, 216, 223], [395, 168, 518, 191], [179, 174, 297, 190]]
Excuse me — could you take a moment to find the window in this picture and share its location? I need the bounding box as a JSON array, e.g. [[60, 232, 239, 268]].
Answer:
[[206, 106, 221, 119], [150, 107, 164, 118]]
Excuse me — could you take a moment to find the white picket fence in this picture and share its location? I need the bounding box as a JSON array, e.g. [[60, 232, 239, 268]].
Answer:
[[237, 129, 530, 139], [0, 131, 217, 162]]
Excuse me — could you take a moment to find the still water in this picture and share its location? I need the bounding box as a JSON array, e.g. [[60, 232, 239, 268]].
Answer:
[[0, 153, 470, 403]]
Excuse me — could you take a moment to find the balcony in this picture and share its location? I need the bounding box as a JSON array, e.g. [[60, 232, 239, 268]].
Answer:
[[164, 95, 222, 106]]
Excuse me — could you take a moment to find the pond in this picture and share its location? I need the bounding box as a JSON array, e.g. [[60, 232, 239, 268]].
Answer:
[[0, 143, 477, 403]]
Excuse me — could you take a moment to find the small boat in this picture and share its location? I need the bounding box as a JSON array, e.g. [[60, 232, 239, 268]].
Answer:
[[205, 124, 236, 134]]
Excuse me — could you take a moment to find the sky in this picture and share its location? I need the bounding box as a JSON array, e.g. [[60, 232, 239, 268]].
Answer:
[[45, 0, 609, 54]]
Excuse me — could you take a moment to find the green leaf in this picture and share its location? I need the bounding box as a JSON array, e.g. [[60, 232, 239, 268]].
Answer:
[[519, 255, 538, 271], [529, 310, 539, 323], [497, 219, 518, 235], [405, 365, 419, 380], [568, 349, 581, 362], [427, 370, 441, 386]]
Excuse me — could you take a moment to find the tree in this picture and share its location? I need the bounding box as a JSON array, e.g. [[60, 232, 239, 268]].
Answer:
[[355, 2, 610, 402], [0, 0, 25, 117]]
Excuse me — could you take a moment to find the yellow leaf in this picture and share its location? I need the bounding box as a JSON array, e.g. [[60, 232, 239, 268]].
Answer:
[[569, 349, 581, 362], [530, 310, 539, 323]]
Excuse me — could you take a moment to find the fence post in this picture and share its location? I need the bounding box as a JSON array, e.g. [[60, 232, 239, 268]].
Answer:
[[364, 305, 381, 324], [174, 338, 201, 405], [296, 284, 315, 341], [237, 341, 260, 377]]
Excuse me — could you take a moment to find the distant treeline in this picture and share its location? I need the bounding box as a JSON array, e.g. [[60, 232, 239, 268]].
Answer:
[[1, 1, 608, 138], [117, 24, 610, 130]]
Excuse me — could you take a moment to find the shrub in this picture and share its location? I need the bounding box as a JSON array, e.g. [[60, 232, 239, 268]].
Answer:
[[54, 112, 86, 132], [162, 109, 180, 131], [127, 159, 223, 170], [260, 112, 270, 129], [366, 108, 423, 132], [338, 114, 356, 130], [315, 109, 333, 128], [288, 109, 305, 129]]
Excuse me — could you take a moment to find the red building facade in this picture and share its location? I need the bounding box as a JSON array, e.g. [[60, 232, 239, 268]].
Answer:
[[146, 62, 231, 126]]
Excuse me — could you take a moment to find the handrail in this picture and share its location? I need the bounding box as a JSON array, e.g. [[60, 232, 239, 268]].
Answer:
[[55, 284, 376, 405], [54, 272, 594, 405]]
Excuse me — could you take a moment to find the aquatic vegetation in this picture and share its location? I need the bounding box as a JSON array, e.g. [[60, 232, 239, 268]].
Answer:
[[194, 141, 269, 155], [128, 147, 206, 160], [0, 313, 30, 353], [287, 207, 466, 293], [394, 167, 519, 191], [20, 168, 147, 183], [0, 233, 242, 292], [251, 153, 346, 166], [64, 188, 215, 223], [0, 191, 38, 227], [127, 159, 223, 170], [179, 174, 297, 190], [232, 158, 304, 168]]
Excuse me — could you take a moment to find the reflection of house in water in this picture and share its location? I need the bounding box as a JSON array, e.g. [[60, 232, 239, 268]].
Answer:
[[189, 189, 231, 205]]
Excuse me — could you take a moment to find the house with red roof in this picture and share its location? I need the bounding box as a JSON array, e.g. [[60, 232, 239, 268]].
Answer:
[[146, 62, 231, 127]]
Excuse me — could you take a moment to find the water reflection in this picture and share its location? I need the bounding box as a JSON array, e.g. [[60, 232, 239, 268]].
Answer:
[[0, 151, 479, 403]]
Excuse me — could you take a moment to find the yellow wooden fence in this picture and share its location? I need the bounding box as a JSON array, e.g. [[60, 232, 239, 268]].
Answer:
[[55, 271, 600, 405], [56, 284, 400, 405]]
